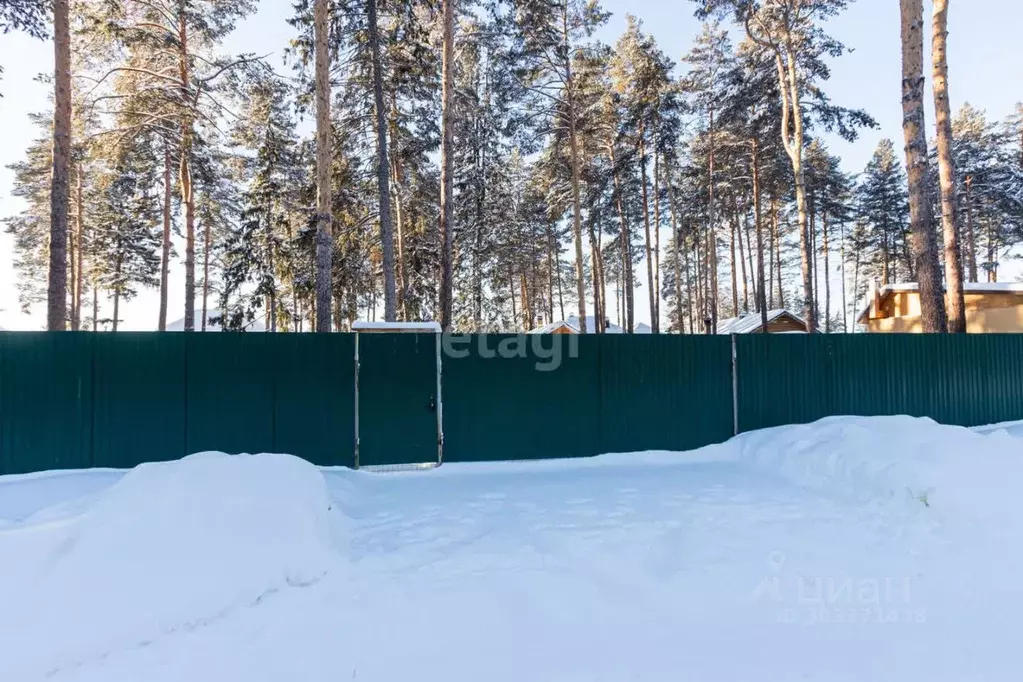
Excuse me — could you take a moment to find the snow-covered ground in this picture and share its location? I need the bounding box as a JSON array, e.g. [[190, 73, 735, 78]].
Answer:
[[1, 416, 1022, 681]]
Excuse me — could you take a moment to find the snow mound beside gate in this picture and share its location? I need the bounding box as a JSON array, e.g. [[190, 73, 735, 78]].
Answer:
[[0, 451, 343, 679]]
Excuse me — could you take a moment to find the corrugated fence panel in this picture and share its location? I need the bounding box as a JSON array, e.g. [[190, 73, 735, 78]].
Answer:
[[6, 331, 1023, 477], [358, 333, 439, 466], [185, 333, 276, 455], [443, 334, 601, 462], [274, 334, 355, 467], [0, 332, 94, 474], [736, 334, 1023, 432], [92, 333, 187, 468], [599, 334, 734, 453]]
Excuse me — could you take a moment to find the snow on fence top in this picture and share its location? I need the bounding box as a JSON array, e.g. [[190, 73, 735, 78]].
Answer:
[[352, 321, 442, 333]]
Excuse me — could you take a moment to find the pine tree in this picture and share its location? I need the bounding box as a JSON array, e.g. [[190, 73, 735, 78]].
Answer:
[[312, 0, 333, 331], [696, 0, 874, 333], [437, 0, 456, 329], [857, 139, 910, 287], [931, 0, 965, 332], [952, 104, 1022, 282], [900, 0, 946, 332], [222, 72, 302, 331], [612, 16, 677, 333], [506, 0, 610, 333], [4, 114, 55, 312], [93, 134, 162, 331], [90, 0, 259, 331], [680, 21, 733, 333], [48, 0, 72, 330]]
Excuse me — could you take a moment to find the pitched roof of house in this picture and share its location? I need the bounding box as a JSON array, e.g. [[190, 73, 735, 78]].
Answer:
[[530, 316, 624, 334], [857, 281, 1023, 323], [634, 322, 652, 334], [716, 309, 806, 335]]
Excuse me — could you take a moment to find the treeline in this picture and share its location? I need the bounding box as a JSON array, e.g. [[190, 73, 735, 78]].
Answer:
[[3, 0, 1022, 332]]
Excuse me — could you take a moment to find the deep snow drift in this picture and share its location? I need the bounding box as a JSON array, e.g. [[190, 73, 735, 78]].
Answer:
[[0, 452, 343, 680], [1, 416, 1022, 681]]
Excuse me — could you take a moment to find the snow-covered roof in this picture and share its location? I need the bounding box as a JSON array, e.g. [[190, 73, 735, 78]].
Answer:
[[166, 309, 266, 332], [716, 309, 806, 335], [634, 323, 652, 334], [530, 316, 624, 334], [857, 281, 1023, 322], [352, 321, 442, 333]]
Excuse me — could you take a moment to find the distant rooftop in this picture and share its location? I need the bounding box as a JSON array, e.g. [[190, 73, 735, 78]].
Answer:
[[530, 316, 624, 334], [716, 309, 806, 335]]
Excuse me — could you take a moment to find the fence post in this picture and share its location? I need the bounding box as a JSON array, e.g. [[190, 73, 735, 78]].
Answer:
[[353, 331, 360, 470], [731, 334, 739, 437], [435, 330, 444, 465]]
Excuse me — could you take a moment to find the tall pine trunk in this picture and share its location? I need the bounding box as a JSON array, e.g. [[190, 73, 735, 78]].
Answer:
[[367, 0, 397, 322], [764, 50, 815, 331], [738, 210, 750, 314], [639, 127, 656, 333], [932, 0, 966, 333], [159, 146, 172, 330], [609, 140, 633, 331], [811, 203, 819, 324], [851, 237, 861, 328], [546, 226, 555, 325], [47, 0, 71, 331], [313, 0, 333, 332], [684, 242, 694, 333], [729, 208, 739, 317], [589, 234, 604, 332], [901, 0, 947, 332], [438, 0, 455, 329], [652, 148, 661, 331], [666, 172, 684, 332], [92, 275, 98, 331], [792, 156, 813, 331], [987, 219, 997, 282], [564, 34, 588, 333], [823, 212, 831, 332], [72, 160, 84, 331], [964, 176, 977, 281], [768, 195, 775, 309], [773, 198, 784, 309], [707, 106, 717, 332], [201, 218, 211, 331], [112, 255, 122, 333], [177, 7, 197, 331], [694, 227, 704, 330], [753, 139, 768, 332], [840, 219, 848, 331]]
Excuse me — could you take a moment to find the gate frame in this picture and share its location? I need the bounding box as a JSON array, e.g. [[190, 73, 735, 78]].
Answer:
[[352, 321, 443, 469]]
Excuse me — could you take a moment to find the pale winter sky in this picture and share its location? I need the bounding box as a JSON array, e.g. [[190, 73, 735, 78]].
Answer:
[[0, 0, 1020, 330]]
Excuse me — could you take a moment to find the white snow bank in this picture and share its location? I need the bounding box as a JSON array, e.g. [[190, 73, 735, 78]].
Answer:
[[732, 415, 1023, 520], [0, 452, 343, 680]]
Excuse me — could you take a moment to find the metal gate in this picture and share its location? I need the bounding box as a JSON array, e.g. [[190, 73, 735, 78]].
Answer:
[[354, 324, 442, 467]]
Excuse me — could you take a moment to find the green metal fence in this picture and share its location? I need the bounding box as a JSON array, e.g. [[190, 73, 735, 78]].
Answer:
[[2, 331, 1023, 476], [735, 333, 1023, 432]]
